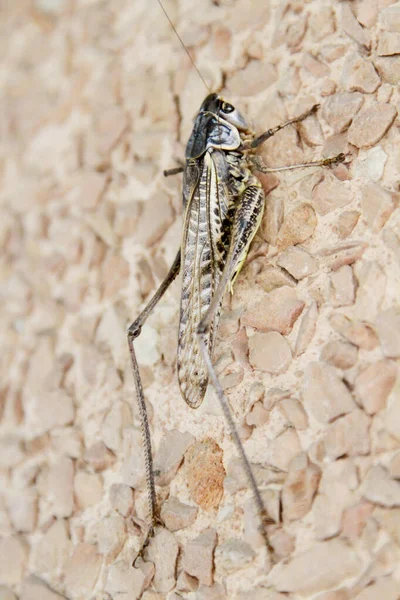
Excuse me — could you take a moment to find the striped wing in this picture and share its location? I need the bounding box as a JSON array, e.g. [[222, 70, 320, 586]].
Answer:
[[177, 151, 231, 408]]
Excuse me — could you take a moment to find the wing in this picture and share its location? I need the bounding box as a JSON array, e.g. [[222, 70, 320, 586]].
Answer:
[[177, 150, 232, 408]]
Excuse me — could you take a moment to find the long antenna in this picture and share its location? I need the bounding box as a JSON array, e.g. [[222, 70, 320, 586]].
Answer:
[[156, 0, 210, 93]]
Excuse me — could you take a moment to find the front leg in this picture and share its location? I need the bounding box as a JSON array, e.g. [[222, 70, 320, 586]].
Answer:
[[250, 104, 319, 149]]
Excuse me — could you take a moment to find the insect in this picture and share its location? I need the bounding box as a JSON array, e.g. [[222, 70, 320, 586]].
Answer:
[[128, 0, 345, 564]]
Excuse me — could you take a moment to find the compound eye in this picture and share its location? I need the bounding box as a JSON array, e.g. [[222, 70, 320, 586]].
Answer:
[[221, 102, 234, 114]]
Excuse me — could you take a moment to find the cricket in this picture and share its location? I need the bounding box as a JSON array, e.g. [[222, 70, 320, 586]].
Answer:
[[129, 0, 345, 565]]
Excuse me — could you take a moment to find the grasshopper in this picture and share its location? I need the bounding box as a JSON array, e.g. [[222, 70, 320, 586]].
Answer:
[[128, 2, 345, 563]]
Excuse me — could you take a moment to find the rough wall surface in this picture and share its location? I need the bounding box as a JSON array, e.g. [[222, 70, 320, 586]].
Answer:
[[1, 0, 400, 598]]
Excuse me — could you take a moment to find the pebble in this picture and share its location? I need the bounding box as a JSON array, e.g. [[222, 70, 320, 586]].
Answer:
[[0, 535, 29, 586], [354, 261, 386, 321], [303, 362, 356, 423], [335, 211, 359, 240], [145, 528, 178, 593], [303, 53, 330, 78], [282, 453, 321, 521], [361, 184, 394, 231], [341, 53, 380, 93], [356, 146, 388, 182], [64, 543, 103, 598], [83, 441, 115, 472], [160, 497, 198, 531], [342, 502, 374, 541], [246, 401, 269, 427], [96, 515, 126, 561], [266, 428, 302, 472], [279, 398, 309, 430], [340, 4, 370, 48], [276, 246, 317, 280], [176, 570, 198, 593], [276, 204, 317, 251], [323, 409, 370, 460], [32, 519, 71, 575], [109, 483, 134, 517], [362, 465, 400, 506], [329, 314, 379, 350], [269, 538, 361, 594], [376, 307, 400, 358], [227, 60, 277, 96], [354, 577, 400, 600], [248, 332, 292, 374], [76, 171, 108, 210], [378, 31, 400, 56], [320, 241, 367, 271], [323, 91, 364, 134], [7, 488, 37, 533], [215, 539, 255, 573], [95, 106, 128, 156], [26, 390, 74, 437], [380, 3, 400, 32], [135, 191, 174, 248], [181, 528, 217, 586], [321, 340, 358, 369], [330, 265, 356, 307], [354, 360, 397, 415], [262, 191, 284, 246], [152, 430, 194, 487], [256, 266, 295, 292], [374, 55, 400, 85], [20, 576, 66, 600], [38, 457, 74, 519], [106, 558, 153, 600], [294, 301, 318, 357], [390, 452, 400, 479], [74, 470, 103, 510], [0, 587, 17, 600], [242, 286, 304, 335], [197, 583, 227, 600], [185, 438, 225, 510], [348, 102, 397, 148]]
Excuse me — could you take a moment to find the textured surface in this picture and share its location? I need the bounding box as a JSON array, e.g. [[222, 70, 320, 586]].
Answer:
[[1, 0, 400, 598]]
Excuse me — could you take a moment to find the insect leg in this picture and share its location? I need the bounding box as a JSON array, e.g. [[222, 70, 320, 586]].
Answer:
[[250, 153, 346, 174], [127, 250, 181, 563], [197, 185, 275, 554], [163, 166, 184, 177], [250, 104, 319, 149]]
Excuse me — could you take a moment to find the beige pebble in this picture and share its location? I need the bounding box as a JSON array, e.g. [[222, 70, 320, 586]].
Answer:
[[227, 60, 277, 96], [362, 465, 400, 506], [303, 53, 330, 78], [321, 340, 358, 369], [154, 429, 195, 487], [224, 457, 285, 495], [20, 575, 66, 600], [64, 543, 102, 598], [279, 398, 309, 430], [0, 436, 25, 469], [267, 429, 302, 472], [256, 266, 295, 292], [312, 483, 349, 540], [303, 362, 356, 423], [197, 583, 227, 600], [323, 409, 370, 460], [7, 488, 37, 533], [74, 470, 103, 510], [26, 390, 74, 437], [0, 586, 17, 600], [102, 401, 132, 454], [354, 577, 400, 600], [101, 252, 130, 298], [145, 528, 178, 593], [38, 457, 74, 519], [262, 191, 284, 245], [342, 502, 374, 541], [341, 53, 380, 93], [380, 3, 400, 32], [109, 483, 134, 517], [354, 261, 386, 321], [0, 535, 29, 586], [335, 211, 360, 239], [298, 113, 324, 146], [277, 203, 317, 250], [134, 191, 174, 248], [176, 570, 198, 593], [330, 265, 356, 307], [96, 515, 126, 561], [95, 106, 128, 156], [276, 246, 317, 280], [185, 438, 225, 510], [76, 171, 108, 210], [215, 538, 255, 574], [32, 519, 71, 575], [374, 55, 400, 85], [376, 307, 400, 358], [322, 92, 364, 133], [246, 401, 269, 427], [84, 441, 115, 472], [282, 453, 321, 521], [320, 241, 367, 271], [269, 538, 361, 594], [268, 528, 295, 559], [330, 314, 379, 350], [294, 301, 318, 357], [242, 286, 304, 335], [340, 4, 370, 47], [348, 102, 397, 148], [248, 332, 292, 374], [361, 184, 394, 231], [105, 558, 153, 600], [378, 31, 400, 56], [181, 528, 217, 586], [355, 360, 397, 414], [160, 497, 198, 532]]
